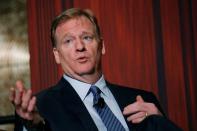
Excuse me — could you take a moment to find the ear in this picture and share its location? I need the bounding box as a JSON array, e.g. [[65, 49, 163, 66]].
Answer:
[[53, 48, 61, 64], [101, 40, 105, 55]]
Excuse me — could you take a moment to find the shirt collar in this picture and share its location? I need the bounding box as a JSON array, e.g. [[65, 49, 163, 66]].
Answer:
[[63, 74, 107, 101], [94, 75, 107, 96]]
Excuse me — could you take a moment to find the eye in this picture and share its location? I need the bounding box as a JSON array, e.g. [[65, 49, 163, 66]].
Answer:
[[82, 35, 94, 42], [65, 39, 71, 43], [63, 37, 74, 44]]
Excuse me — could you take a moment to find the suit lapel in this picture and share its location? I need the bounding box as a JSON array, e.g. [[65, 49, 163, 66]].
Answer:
[[106, 82, 136, 130], [57, 77, 98, 131]]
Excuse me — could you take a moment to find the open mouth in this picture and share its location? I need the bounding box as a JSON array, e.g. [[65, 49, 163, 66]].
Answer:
[[77, 56, 88, 63]]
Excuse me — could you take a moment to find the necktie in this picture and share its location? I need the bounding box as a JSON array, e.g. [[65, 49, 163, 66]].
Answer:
[[90, 85, 125, 131]]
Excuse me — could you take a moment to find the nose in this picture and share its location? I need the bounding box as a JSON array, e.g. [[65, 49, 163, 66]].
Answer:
[[76, 39, 86, 52]]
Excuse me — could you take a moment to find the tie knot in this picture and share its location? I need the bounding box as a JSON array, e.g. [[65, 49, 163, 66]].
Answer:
[[90, 85, 102, 106], [90, 85, 101, 96]]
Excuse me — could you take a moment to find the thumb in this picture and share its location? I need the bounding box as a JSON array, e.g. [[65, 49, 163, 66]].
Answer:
[[136, 95, 144, 102]]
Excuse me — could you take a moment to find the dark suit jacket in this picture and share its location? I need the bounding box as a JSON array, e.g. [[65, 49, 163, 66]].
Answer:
[[15, 77, 182, 131]]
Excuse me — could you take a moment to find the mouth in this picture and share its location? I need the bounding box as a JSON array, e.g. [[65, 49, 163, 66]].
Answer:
[[77, 56, 88, 63]]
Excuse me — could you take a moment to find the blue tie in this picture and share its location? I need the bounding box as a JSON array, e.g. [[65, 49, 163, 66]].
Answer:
[[90, 85, 125, 131]]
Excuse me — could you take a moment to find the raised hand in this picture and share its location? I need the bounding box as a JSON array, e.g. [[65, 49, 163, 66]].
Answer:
[[9, 80, 42, 124], [123, 95, 162, 123]]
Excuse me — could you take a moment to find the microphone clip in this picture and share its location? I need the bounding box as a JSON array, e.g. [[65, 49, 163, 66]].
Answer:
[[96, 97, 105, 108]]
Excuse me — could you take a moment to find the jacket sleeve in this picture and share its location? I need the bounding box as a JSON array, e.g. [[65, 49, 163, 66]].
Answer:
[[135, 115, 183, 131], [14, 113, 51, 131]]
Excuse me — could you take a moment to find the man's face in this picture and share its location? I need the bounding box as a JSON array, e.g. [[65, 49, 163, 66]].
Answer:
[[53, 16, 105, 78]]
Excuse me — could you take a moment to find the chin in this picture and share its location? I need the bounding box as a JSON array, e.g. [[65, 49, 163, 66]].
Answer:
[[77, 67, 95, 76]]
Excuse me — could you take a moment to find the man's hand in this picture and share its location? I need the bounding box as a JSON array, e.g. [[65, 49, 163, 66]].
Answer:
[[123, 95, 162, 124], [9, 80, 42, 124]]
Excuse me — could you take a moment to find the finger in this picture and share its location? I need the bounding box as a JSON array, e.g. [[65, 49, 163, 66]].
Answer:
[[21, 89, 32, 110], [132, 116, 146, 123], [123, 95, 145, 115], [27, 96, 37, 112], [136, 95, 144, 102], [14, 87, 24, 106], [126, 111, 146, 122], [123, 102, 140, 115], [142, 103, 162, 116], [15, 80, 25, 91], [9, 87, 15, 102]]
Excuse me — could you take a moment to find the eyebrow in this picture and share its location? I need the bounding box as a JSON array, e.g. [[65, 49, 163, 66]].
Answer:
[[63, 31, 94, 38]]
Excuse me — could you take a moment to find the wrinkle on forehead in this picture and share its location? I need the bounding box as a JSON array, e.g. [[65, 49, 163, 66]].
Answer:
[[55, 16, 95, 45], [56, 16, 93, 34]]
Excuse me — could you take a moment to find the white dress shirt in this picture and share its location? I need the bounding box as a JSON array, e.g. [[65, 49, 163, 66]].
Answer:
[[64, 74, 129, 131]]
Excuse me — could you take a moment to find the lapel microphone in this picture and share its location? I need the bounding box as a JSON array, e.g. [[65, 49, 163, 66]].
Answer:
[[96, 97, 105, 108]]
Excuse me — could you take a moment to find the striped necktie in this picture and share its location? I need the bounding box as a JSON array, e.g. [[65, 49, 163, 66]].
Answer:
[[90, 85, 125, 131]]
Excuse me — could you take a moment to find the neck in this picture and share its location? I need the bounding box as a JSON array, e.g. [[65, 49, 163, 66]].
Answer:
[[66, 71, 102, 84]]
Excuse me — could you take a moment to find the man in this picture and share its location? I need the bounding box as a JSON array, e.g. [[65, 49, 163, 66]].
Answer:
[[10, 8, 181, 131]]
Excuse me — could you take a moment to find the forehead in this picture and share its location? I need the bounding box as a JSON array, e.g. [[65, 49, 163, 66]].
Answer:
[[55, 16, 94, 35]]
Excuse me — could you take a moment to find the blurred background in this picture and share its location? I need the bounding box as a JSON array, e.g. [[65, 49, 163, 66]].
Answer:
[[0, 0, 196, 131], [0, 0, 30, 130]]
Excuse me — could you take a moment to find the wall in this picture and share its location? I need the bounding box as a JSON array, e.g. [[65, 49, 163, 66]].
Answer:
[[27, 0, 197, 130]]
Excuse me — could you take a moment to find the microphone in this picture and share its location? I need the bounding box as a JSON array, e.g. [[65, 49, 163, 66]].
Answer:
[[96, 97, 105, 108]]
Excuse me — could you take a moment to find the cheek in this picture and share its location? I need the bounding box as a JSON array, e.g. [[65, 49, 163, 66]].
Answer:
[[58, 50, 73, 63], [90, 49, 102, 66]]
